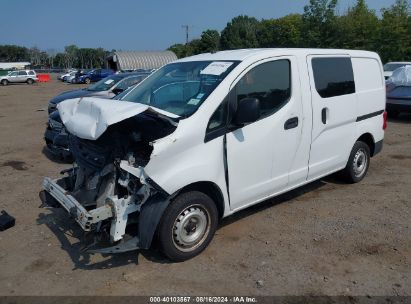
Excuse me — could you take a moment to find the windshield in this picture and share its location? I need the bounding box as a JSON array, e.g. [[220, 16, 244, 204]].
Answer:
[[119, 61, 239, 117], [384, 63, 408, 72], [87, 75, 124, 91]]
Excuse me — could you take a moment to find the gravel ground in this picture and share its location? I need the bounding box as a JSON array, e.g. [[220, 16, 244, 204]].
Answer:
[[0, 79, 409, 296]]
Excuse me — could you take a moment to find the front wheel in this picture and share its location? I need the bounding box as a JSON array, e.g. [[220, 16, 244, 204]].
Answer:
[[1, 79, 8, 86], [84, 77, 91, 84], [158, 191, 218, 262], [341, 141, 371, 183]]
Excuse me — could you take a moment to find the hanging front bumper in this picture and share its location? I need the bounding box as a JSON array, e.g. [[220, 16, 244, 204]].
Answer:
[[42, 177, 113, 231]]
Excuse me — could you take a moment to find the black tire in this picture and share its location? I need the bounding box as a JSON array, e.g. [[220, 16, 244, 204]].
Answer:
[[1, 79, 8, 86], [26, 78, 34, 84], [387, 110, 400, 118], [341, 141, 371, 183], [158, 191, 218, 262], [84, 77, 91, 84]]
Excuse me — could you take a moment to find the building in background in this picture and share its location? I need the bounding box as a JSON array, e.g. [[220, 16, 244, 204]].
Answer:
[[107, 51, 177, 72], [0, 62, 31, 70]]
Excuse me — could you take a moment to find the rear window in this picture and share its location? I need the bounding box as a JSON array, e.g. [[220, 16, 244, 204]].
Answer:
[[18, 71, 27, 76], [28, 70, 35, 75], [312, 57, 355, 98]]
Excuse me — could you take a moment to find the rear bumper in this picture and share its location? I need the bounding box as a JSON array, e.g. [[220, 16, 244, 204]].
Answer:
[[386, 98, 411, 112], [373, 140, 383, 157]]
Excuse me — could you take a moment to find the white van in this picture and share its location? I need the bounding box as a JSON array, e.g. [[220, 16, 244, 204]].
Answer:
[[42, 49, 386, 261]]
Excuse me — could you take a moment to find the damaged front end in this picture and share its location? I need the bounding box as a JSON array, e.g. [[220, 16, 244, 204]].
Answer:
[[42, 98, 178, 253]]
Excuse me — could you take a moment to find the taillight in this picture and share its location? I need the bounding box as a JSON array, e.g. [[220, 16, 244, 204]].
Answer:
[[383, 111, 387, 130]]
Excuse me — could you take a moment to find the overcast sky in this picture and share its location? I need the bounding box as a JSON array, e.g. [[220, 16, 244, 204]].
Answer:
[[1, 0, 398, 52]]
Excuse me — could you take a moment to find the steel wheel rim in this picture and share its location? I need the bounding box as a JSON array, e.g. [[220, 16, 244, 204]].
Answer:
[[172, 204, 210, 252], [353, 148, 367, 177]]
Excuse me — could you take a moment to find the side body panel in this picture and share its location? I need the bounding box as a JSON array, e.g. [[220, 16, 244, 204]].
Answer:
[[306, 55, 357, 180], [352, 57, 385, 144]]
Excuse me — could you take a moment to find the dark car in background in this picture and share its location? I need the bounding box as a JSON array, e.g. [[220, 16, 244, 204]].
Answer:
[[48, 72, 150, 113], [44, 72, 151, 159], [386, 65, 411, 118], [76, 68, 114, 84]]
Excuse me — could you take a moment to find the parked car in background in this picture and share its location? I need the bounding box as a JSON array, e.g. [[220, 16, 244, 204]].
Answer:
[[386, 65, 411, 117], [48, 72, 150, 113], [44, 110, 72, 160], [66, 70, 90, 83], [0, 70, 38, 85], [44, 72, 150, 159], [383, 62, 411, 79], [76, 69, 114, 84], [58, 69, 77, 81], [42, 49, 386, 261]]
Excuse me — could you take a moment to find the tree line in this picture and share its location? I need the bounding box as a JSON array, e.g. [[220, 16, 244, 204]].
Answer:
[[0, 44, 110, 69], [168, 0, 411, 63]]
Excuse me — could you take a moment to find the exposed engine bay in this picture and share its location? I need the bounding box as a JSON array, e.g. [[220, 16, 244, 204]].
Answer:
[[42, 111, 177, 253]]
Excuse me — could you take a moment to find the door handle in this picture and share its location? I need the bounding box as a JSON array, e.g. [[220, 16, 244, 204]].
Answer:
[[284, 117, 299, 130], [321, 108, 327, 124]]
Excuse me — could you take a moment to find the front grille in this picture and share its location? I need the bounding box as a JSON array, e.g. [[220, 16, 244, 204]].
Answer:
[[69, 135, 112, 171]]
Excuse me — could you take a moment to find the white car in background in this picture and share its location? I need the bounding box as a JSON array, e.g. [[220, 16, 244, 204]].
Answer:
[[59, 70, 77, 82], [0, 70, 38, 85], [384, 62, 411, 79]]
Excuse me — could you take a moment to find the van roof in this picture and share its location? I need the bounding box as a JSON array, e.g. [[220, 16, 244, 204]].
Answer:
[[177, 48, 380, 63]]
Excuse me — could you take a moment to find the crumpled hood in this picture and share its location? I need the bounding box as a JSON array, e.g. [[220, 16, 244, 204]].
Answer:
[[57, 97, 178, 140]]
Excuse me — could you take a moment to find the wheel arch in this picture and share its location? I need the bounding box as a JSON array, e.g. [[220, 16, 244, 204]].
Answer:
[[356, 133, 376, 156], [175, 181, 225, 219]]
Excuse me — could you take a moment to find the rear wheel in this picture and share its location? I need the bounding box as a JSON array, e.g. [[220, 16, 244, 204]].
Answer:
[[1, 79, 8, 86], [84, 77, 91, 84], [158, 191, 218, 262], [26, 78, 34, 84], [341, 141, 370, 183]]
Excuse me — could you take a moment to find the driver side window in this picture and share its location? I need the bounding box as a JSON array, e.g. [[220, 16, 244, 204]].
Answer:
[[235, 60, 291, 119]]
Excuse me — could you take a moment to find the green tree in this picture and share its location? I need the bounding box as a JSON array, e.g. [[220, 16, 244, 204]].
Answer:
[[64, 44, 79, 68], [379, 0, 411, 62], [258, 14, 303, 47], [220, 15, 260, 50], [168, 43, 191, 58], [338, 0, 380, 50], [0, 45, 29, 62], [199, 30, 220, 53], [302, 0, 339, 47]]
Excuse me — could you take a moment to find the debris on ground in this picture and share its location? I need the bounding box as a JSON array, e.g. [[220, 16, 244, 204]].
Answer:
[[0, 210, 15, 231]]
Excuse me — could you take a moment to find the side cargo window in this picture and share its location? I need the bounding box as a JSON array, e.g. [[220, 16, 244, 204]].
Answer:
[[312, 57, 355, 98]]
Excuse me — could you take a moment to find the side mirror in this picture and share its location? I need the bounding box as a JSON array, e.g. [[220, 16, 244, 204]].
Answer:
[[112, 87, 124, 95], [234, 98, 260, 125]]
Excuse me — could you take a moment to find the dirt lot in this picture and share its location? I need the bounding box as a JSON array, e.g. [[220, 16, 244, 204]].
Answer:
[[0, 79, 409, 296]]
